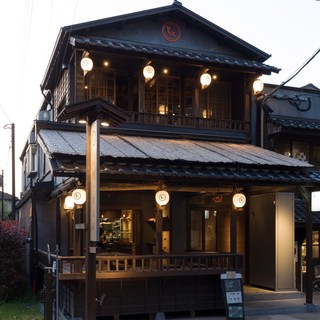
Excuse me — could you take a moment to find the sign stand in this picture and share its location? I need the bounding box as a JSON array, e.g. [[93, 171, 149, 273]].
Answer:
[[220, 272, 245, 319]]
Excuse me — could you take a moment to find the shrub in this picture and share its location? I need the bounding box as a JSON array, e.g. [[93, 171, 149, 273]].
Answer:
[[0, 220, 26, 302]]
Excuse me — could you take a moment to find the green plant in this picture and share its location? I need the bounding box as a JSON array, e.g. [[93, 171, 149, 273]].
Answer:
[[0, 220, 27, 302], [0, 292, 42, 320]]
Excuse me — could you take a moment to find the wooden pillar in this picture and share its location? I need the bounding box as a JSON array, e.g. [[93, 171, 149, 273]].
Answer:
[[155, 205, 163, 255], [299, 187, 313, 305], [230, 209, 237, 253], [306, 196, 313, 304]]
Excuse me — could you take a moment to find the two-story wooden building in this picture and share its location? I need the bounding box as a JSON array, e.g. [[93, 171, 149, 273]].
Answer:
[[17, 2, 320, 318]]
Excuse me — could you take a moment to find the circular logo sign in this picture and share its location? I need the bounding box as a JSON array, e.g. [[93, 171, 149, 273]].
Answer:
[[162, 21, 181, 42]]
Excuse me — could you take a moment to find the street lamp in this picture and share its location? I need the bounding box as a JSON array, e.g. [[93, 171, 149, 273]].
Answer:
[[58, 98, 130, 319]]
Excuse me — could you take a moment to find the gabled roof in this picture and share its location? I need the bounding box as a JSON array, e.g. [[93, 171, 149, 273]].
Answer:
[[42, 1, 279, 89], [37, 128, 320, 186]]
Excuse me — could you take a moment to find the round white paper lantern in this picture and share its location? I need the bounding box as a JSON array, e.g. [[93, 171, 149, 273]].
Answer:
[[155, 190, 170, 206], [72, 189, 86, 205], [232, 193, 246, 208]]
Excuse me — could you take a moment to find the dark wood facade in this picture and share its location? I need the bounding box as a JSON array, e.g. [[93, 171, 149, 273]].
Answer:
[[17, 2, 320, 319]]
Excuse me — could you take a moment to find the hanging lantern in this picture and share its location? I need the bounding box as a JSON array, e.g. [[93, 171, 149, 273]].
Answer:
[[155, 190, 170, 206], [200, 73, 212, 88], [253, 78, 264, 95], [143, 65, 155, 80], [81, 57, 93, 72], [232, 193, 246, 208], [72, 189, 86, 205], [64, 195, 74, 210]]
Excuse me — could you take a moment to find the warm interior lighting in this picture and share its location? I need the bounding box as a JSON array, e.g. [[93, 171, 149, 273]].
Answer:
[[143, 65, 155, 80], [155, 190, 170, 206], [232, 192, 246, 208], [72, 189, 86, 205], [163, 68, 168, 74], [200, 72, 212, 88], [159, 105, 168, 114], [212, 74, 218, 80], [78, 115, 87, 124], [64, 195, 74, 210], [101, 120, 109, 127], [253, 78, 264, 95], [103, 60, 109, 67]]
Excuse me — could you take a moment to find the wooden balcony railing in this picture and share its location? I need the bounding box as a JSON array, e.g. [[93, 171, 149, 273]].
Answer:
[[127, 112, 250, 132], [38, 251, 244, 280]]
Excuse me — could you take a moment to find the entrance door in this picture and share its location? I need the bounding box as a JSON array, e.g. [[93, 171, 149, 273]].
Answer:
[[189, 209, 217, 251]]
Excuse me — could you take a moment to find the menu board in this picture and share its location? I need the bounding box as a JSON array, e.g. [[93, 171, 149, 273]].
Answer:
[[220, 273, 244, 319]]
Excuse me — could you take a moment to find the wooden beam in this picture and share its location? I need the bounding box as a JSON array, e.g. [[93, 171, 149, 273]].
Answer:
[[100, 182, 234, 193]]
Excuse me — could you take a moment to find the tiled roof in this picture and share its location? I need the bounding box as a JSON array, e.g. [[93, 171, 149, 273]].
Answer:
[[39, 130, 312, 167], [69, 36, 279, 74], [52, 159, 320, 184], [269, 116, 320, 131], [37, 129, 320, 184], [295, 199, 320, 225]]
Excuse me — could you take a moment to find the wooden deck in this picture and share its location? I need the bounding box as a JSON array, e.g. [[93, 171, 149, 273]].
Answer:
[[38, 251, 244, 280]]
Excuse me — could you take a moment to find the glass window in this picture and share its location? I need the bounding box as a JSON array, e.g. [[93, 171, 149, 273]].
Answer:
[[85, 68, 115, 102], [99, 209, 133, 253], [273, 140, 291, 157], [292, 141, 309, 162], [199, 81, 231, 119], [189, 209, 217, 251], [311, 145, 320, 169], [145, 76, 181, 114]]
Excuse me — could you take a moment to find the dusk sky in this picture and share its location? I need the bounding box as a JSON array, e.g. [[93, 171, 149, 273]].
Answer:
[[0, 0, 319, 195]]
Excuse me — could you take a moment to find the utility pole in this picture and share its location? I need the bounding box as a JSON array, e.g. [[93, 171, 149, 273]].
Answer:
[[1, 170, 3, 220], [4, 123, 16, 220]]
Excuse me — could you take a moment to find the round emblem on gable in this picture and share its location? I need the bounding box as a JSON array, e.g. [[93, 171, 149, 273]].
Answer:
[[162, 21, 181, 42]]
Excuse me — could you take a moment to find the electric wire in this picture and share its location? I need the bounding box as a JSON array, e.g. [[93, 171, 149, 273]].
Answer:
[[21, 0, 34, 85], [0, 104, 11, 124], [262, 47, 320, 103]]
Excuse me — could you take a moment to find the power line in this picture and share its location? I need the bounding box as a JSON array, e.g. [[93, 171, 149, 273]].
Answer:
[[263, 47, 320, 103], [0, 104, 11, 123]]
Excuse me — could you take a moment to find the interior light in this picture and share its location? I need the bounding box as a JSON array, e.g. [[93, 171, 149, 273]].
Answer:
[[64, 196, 75, 210], [101, 120, 109, 127], [104, 60, 109, 67], [253, 78, 264, 95], [143, 65, 155, 80], [159, 105, 168, 115], [200, 73, 212, 88], [163, 68, 168, 74], [78, 115, 87, 124]]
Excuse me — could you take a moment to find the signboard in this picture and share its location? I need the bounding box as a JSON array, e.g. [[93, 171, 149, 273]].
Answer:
[[220, 272, 244, 319], [311, 191, 320, 212]]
